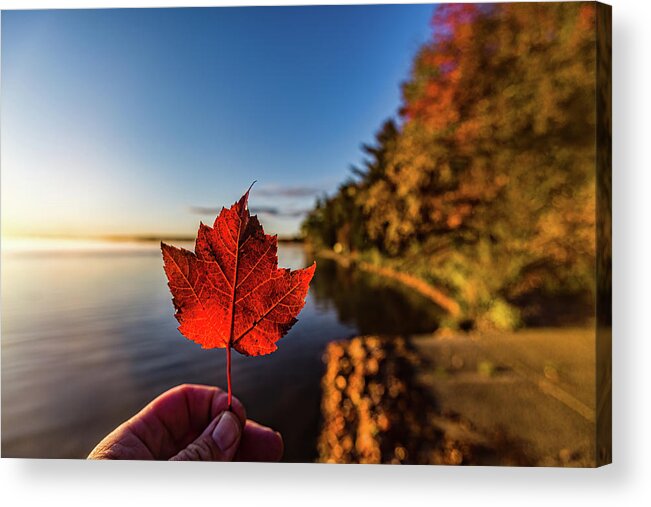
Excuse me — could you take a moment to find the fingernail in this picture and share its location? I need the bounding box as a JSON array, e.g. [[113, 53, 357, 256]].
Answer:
[[212, 411, 240, 452]]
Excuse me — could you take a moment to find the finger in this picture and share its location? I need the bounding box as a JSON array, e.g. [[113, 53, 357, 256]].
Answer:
[[146, 384, 246, 438], [115, 384, 246, 460], [204, 386, 246, 426], [235, 419, 284, 462], [169, 411, 242, 461], [87, 423, 150, 460]]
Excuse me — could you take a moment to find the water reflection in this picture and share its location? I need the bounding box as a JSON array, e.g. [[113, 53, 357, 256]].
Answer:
[[1, 240, 441, 461], [310, 256, 442, 335]]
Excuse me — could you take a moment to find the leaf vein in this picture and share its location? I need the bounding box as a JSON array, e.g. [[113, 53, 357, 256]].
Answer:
[[164, 249, 205, 310]]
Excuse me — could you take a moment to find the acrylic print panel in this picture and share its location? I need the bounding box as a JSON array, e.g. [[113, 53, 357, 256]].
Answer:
[[0, 2, 611, 466]]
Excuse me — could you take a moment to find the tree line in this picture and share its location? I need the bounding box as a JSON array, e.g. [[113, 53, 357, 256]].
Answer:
[[302, 3, 598, 330]]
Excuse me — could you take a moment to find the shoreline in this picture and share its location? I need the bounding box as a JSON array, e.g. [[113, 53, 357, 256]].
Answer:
[[315, 249, 461, 317]]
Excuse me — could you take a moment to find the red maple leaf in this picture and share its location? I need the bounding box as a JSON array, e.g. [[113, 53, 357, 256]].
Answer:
[[161, 186, 316, 407]]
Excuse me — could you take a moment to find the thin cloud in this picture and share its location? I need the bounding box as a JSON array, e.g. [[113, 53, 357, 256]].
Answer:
[[251, 206, 310, 218], [255, 184, 324, 198], [189, 206, 224, 216], [189, 205, 309, 218]]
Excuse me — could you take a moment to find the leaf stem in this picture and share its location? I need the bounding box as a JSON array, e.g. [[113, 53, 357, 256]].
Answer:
[[226, 345, 232, 410]]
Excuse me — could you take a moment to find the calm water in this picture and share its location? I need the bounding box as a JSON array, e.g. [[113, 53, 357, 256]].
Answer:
[[1, 240, 441, 461]]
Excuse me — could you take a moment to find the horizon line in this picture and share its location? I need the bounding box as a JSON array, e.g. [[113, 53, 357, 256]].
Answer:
[[1, 232, 305, 243]]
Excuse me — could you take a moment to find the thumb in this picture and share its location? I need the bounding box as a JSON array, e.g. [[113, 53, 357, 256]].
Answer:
[[170, 411, 242, 461]]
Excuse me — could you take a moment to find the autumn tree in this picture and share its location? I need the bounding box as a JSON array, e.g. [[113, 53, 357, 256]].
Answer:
[[303, 2, 598, 329]]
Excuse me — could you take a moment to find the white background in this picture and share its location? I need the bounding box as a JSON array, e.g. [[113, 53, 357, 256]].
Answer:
[[1, 0, 649, 505]]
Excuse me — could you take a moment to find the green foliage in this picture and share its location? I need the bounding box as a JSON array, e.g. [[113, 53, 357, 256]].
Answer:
[[483, 299, 522, 332]]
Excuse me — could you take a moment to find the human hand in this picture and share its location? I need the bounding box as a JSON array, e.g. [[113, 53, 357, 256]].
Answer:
[[87, 384, 283, 461]]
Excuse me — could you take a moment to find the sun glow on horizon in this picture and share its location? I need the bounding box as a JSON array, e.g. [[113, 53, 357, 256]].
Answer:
[[1, 6, 434, 241]]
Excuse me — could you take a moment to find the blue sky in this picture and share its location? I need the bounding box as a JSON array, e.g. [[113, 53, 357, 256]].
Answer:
[[1, 5, 435, 238]]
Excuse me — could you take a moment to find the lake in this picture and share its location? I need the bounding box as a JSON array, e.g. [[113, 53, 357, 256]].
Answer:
[[1, 239, 442, 461]]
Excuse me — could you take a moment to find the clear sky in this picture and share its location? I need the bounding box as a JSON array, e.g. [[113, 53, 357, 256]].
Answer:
[[1, 5, 435, 239]]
